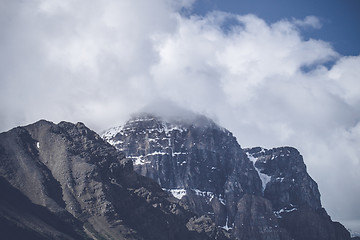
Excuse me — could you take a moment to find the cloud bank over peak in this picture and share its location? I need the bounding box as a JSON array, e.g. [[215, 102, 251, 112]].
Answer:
[[151, 12, 339, 109], [0, 0, 359, 230]]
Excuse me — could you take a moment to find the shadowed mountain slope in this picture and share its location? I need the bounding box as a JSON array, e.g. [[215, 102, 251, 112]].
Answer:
[[0, 120, 218, 240]]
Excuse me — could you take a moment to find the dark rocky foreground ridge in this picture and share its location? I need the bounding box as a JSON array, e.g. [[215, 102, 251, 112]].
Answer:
[[0, 120, 224, 240], [0, 114, 352, 240], [103, 113, 351, 240]]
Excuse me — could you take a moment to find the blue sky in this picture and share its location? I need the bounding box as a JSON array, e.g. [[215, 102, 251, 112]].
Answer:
[[0, 0, 359, 233], [190, 0, 360, 56]]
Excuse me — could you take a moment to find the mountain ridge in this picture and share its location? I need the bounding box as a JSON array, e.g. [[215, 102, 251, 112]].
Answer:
[[0, 114, 353, 240], [103, 112, 351, 240]]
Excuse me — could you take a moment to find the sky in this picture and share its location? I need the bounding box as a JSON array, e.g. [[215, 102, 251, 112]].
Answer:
[[0, 0, 359, 233]]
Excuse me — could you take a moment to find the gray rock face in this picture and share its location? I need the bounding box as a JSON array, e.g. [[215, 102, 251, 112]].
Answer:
[[103, 113, 261, 194], [233, 194, 290, 240], [245, 146, 351, 240], [103, 113, 291, 240], [0, 120, 214, 240], [244, 147, 321, 211], [103, 113, 351, 240]]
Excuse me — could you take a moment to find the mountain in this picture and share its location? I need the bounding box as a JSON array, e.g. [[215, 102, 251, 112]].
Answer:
[[0, 120, 222, 240], [0, 114, 352, 240], [103, 112, 351, 240]]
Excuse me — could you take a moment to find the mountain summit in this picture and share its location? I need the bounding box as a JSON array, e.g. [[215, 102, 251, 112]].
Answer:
[[103, 112, 351, 240]]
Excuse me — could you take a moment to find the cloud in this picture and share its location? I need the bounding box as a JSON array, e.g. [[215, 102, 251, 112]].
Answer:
[[0, 0, 359, 231], [0, 0, 181, 130], [328, 56, 360, 106], [293, 15, 322, 29]]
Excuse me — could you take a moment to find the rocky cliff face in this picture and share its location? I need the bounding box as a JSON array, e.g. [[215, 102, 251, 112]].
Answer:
[[0, 120, 218, 240], [103, 113, 351, 240], [245, 147, 321, 211], [245, 147, 351, 240], [103, 114, 290, 240]]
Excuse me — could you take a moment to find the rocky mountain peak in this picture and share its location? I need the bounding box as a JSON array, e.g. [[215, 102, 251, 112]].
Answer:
[[103, 112, 227, 143], [103, 113, 351, 240], [102, 113, 290, 239], [103, 112, 260, 194]]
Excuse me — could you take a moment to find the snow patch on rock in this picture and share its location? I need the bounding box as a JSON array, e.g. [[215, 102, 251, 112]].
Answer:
[[221, 216, 233, 231], [163, 188, 187, 200], [247, 153, 271, 192]]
